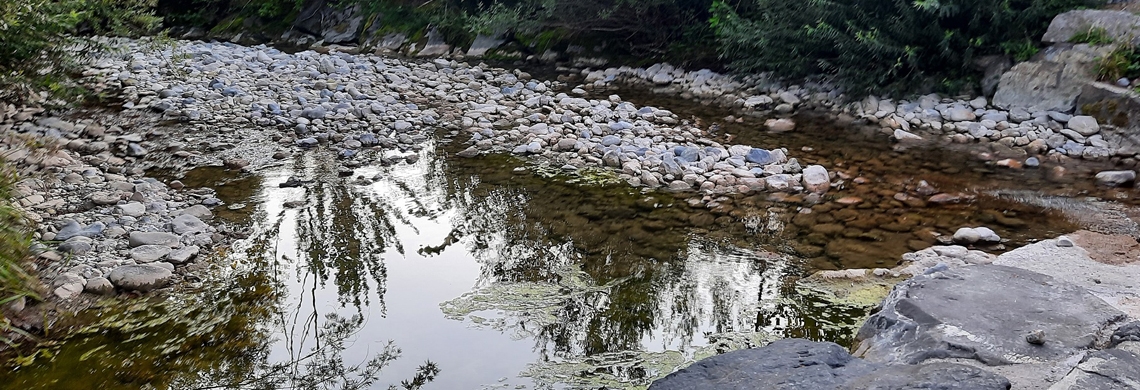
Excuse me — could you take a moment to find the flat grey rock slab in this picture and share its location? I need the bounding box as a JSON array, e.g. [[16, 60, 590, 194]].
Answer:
[[648, 339, 1009, 390], [995, 236, 1140, 319], [128, 231, 180, 248], [854, 264, 1126, 366], [1051, 341, 1140, 389]]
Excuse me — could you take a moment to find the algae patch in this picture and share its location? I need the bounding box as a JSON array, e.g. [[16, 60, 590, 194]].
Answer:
[[530, 163, 623, 186], [793, 270, 907, 337], [439, 264, 626, 338]]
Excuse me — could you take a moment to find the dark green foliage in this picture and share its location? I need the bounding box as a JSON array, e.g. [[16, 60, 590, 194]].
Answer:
[[0, 162, 40, 328], [709, 0, 1099, 94], [1001, 39, 1042, 62], [0, 0, 160, 103], [157, 0, 303, 30], [458, 0, 716, 61]]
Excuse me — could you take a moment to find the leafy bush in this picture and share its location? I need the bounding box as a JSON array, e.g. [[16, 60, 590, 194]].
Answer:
[[1001, 39, 1042, 62], [0, 163, 39, 314], [461, 0, 714, 59], [1069, 26, 1113, 45], [709, 0, 1100, 94], [0, 0, 161, 104]]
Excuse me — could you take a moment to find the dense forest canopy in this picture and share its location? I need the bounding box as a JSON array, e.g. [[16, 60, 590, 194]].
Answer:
[[0, 0, 1106, 99]]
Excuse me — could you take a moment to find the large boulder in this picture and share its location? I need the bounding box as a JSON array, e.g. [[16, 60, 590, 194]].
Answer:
[[294, 1, 364, 44], [649, 338, 1010, 390], [995, 232, 1140, 318], [1078, 82, 1140, 143], [1041, 10, 1140, 46], [854, 264, 1126, 366], [466, 33, 505, 58], [414, 28, 451, 57], [992, 45, 1112, 113]]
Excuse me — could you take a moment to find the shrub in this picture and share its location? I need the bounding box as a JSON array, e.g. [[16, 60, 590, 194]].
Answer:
[[0, 163, 39, 315], [709, 0, 1100, 95], [0, 0, 161, 104]]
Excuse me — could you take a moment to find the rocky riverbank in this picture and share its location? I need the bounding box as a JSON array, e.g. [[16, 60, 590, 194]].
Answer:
[[0, 106, 229, 331], [581, 61, 1140, 183], [1, 36, 837, 326], [650, 230, 1140, 389]]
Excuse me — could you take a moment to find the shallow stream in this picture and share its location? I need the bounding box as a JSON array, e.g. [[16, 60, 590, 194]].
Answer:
[[6, 82, 1136, 389]]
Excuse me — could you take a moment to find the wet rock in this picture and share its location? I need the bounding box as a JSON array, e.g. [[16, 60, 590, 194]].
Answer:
[[854, 264, 1125, 365], [801, 165, 830, 194], [456, 146, 480, 158], [765, 118, 796, 131], [107, 264, 173, 292], [1111, 323, 1140, 348], [126, 143, 147, 157], [649, 339, 1010, 390], [128, 231, 180, 248], [223, 158, 250, 170], [893, 129, 922, 141], [1095, 170, 1135, 187]]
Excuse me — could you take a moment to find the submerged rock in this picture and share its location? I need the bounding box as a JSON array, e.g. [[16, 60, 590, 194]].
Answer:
[[1095, 170, 1136, 187], [649, 338, 1010, 390]]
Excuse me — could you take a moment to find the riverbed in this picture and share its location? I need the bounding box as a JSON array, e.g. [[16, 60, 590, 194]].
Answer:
[[4, 50, 1138, 389]]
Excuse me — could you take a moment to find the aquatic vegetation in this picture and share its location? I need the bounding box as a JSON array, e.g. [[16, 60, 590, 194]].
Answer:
[[440, 264, 627, 338], [529, 163, 624, 186]]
